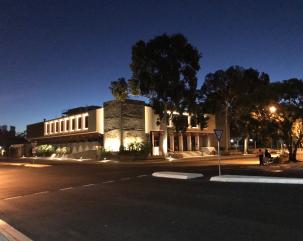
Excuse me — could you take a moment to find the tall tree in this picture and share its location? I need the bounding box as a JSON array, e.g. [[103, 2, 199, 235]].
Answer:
[[269, 78, 303, 161], [200, 66, 270, 152], [129, 33, 201, 155], [109, 78, 128, 149]]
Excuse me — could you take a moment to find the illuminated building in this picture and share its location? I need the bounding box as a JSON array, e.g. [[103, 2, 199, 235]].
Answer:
[[27, 99, 227, 156]]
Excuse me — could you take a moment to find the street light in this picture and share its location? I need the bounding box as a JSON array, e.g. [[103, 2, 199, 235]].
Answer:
[[269, 105, 277, 113]]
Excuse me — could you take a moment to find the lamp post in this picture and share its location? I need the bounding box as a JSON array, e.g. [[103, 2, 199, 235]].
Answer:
[[269, 105, 277, 114], [269, 105, 278, 149]]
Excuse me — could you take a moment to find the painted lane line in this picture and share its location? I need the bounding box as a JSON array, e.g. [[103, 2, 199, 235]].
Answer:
[[59, 187, 74, 191], [0, 219, 32, 241], [120, 177, 131, 181], [82, 184, 95, 187], [2, 195, 23, 201], [103, 180, 115, 184], [33, 191, 49, 195], [137, 174, 148, 178]]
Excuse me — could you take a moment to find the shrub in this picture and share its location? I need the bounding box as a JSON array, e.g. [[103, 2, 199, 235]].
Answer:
[[55, 146, 71, 155], [119, 141, 151, 160], [96, 146, 111, 160], [35, 144, 55, 157]]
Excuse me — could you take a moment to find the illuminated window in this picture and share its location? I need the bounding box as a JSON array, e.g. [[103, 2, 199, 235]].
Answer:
[[72, 119, 76, 130], [56, 122, 59, 132], [60, 121, 64, 132], [78, 117, 82, 129], [85, 116, 88, 128], [66, 120, 69, 131]]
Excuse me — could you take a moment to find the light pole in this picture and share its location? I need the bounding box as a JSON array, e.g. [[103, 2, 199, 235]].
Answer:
[[269, 105, 277, 114], [269, 105, 278, 149]]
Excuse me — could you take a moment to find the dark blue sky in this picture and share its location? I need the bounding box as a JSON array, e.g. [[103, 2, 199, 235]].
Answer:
[[1, 0, 302, 132]]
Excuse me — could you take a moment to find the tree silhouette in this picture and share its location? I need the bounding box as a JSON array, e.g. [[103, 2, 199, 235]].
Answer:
[[109, 78, 128, 101], [129, 33, 202, 155], [200, 66, 270, 152]]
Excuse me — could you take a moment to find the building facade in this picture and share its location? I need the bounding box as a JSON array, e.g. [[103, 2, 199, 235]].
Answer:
[[27, 99, 226, 157]]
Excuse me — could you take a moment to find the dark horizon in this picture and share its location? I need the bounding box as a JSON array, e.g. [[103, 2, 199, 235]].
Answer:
[[1, 0, 302, 132]]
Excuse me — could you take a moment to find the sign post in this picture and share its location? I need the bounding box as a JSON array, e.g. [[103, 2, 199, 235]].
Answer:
[[214, 129, 224, 176]]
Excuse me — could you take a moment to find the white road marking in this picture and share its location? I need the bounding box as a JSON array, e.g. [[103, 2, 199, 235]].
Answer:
[[33, 191, 49, 195], [2, 195, 23, 201], [82, 184, 95, 187], [0, 175, 142, 201], [103, 180, 114, 184], [137, 174, 148, 178], [59, 187, 74, 191]]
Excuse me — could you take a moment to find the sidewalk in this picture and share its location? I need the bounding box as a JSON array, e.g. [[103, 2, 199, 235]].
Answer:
[[0, 154, 257, 166]]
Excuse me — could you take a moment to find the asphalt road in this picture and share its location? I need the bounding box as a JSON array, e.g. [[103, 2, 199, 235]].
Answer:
[[1, 158, 303, 241]]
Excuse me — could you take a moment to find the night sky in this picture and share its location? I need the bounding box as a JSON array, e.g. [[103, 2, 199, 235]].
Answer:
[[1, 0, 302, 132]]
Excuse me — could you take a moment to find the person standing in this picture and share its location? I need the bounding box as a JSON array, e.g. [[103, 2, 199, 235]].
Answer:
[[264, 149, 271, 164], [258, 149, 264, 166]]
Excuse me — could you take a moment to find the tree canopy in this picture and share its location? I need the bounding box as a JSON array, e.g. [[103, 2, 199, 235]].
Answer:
[[129, 33, 204, 130], [200, 66, 270, 151], [268, 78, 303, 161], [109, 78, 128, 101]]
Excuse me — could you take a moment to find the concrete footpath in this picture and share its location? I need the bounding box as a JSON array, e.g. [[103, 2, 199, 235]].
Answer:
[[0, 219, 32, 241], [0, 154, 257, 166]]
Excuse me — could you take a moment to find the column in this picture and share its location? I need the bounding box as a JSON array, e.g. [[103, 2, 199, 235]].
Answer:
[[76, 117, 79, 130], [159, 132, 163, 155], [151, 132, 155, 155], [65, 118, 68, 132], [44, 122, 48, 135], [82, 114, 86, 130], [69, 117, 73, 131], [178, 133, 183, 151], [169, 117, 173, 127], [195, 135, 200, 151], [207, 135, 211, 147], [188, 115, 191, 128], [187, 134, 191, 151]]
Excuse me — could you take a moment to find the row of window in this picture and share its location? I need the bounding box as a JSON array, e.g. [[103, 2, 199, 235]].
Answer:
[[45, 116, 89, 135]]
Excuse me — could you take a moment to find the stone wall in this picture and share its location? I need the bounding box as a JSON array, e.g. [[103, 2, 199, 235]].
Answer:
[[103, 99, 146, 151]]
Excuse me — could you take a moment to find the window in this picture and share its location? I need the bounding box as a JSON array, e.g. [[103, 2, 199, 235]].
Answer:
[[190, 116, 198, 128], [60, 121, 64, 132], [85, 116, 88, 128], [72, 119, 76, 130], [46, 124, 50, 134], [66, 120, 69, 131], [78, 117, 82, 129], [56, 122, 59, 132]]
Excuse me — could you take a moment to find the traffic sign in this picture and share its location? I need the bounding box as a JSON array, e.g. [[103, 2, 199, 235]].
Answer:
[[214, 129, 223, 141]]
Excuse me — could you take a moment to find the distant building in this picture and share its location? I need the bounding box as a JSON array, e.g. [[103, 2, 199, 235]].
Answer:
[[0, 125, 8, 132], [9, 126, 16, 135], [26, 99, 228, 157]]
